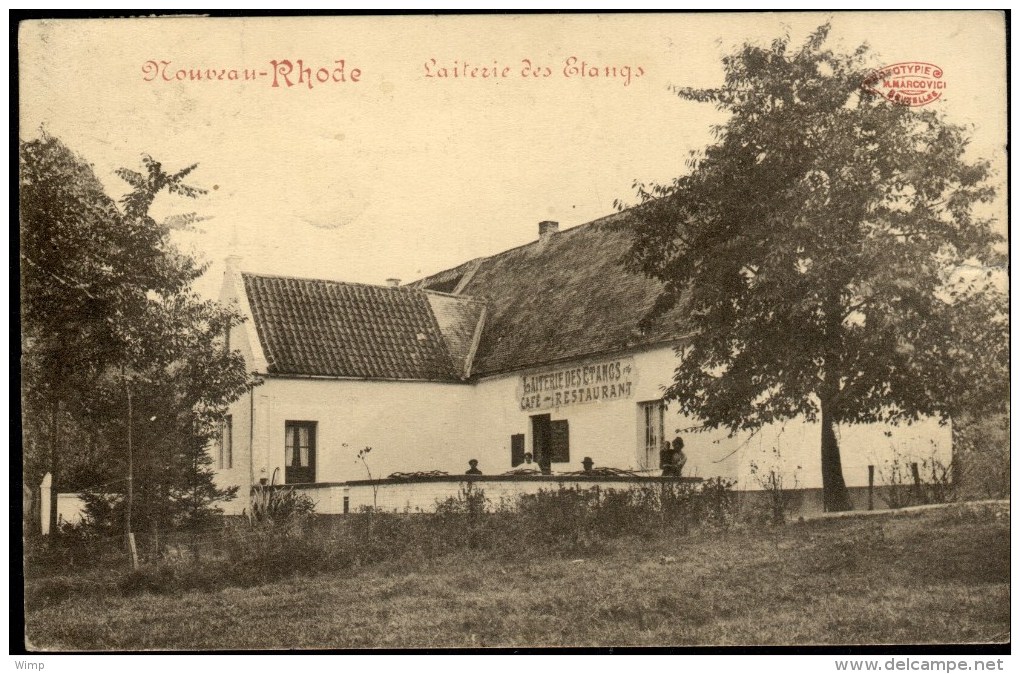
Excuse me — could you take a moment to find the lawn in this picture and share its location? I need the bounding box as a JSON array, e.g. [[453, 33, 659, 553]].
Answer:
[[24, 502, 1009, 650]]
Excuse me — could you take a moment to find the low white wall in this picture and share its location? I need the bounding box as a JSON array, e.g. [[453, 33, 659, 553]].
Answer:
[[301, 477, 701, 514], [39, 492, 89, 535], [289, 476, 927, 519]]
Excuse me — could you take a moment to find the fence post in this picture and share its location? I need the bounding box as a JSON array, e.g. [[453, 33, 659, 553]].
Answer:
[[910, 462, 923, 505], [39, 473, 52, 536], [867, 465, 875, 511], [125, 532, 139, 570]]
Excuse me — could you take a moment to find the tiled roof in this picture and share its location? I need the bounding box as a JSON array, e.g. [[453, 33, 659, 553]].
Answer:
[[424, 292, 486, 377], [413, 211, 689, 376], [242, 274, 469, 381], [241, 209, 687, 381]]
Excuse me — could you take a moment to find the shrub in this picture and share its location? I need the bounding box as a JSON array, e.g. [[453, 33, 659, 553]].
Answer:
[[246, 483, 316, 525], [954, 413, 1009, 500], [30, 477, 746, 601], [917, 456, 957, 505], [25, 518, 123, 573], [434, 482, 491, 550], [26, 574, 118, 607], [878, 454, 916, 509], [696, 477, 737, 530], [513, 486, 609, 555], [879, 451, 957, 509], [748, 449, 801, 525]]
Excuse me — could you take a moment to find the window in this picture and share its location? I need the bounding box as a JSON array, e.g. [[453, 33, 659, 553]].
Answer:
[[284, 421, 317, 484], [219, 415, 233, 469], [639, 400, 665, 471], [549, 420, 570, 463]]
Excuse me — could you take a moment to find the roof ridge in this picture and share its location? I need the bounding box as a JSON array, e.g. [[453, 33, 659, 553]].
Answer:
[[421, 288, 487, 304], [412, 207, 638, 287], [242, 271, 417, 293]]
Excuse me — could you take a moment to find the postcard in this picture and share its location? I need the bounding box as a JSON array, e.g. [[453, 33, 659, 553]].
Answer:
[[18, 12, 1009, 653]]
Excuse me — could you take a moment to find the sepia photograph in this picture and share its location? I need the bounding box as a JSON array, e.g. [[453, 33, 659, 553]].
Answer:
[[16, 11, 1009, 653]]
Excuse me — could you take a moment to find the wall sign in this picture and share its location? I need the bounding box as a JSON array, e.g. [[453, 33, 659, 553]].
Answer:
[[518, 357, 636, 411]]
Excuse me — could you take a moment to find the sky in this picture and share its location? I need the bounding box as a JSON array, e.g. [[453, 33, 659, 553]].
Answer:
[[19, 12, 1008, 301]]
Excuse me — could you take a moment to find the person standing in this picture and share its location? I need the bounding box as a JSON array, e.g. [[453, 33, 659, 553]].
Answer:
[[660, 440, 677, 476], [672, 436, 687, 477]]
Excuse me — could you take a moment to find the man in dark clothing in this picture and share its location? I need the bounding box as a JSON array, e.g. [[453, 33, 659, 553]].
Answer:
[[465, 459, 482, 475], [660, 440, 677, 476]]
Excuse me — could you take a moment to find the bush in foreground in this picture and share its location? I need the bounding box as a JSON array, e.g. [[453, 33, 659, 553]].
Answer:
[[27, 480, 743, 601]]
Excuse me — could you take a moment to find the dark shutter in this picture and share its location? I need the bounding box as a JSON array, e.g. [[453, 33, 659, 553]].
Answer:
[[549, 420, 570, 463], [511, 434, 525, 467]]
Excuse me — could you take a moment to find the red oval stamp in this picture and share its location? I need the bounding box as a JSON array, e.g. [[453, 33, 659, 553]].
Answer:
[[863, 62, 946, 107]]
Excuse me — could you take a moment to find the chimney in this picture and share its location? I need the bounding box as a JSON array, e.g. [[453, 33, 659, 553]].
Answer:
[[539, 220, 559, 244], [385, 278, 401, 288], [224, 254, 243, 275]]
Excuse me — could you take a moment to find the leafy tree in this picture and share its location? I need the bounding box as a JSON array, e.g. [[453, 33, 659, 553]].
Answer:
[[82, 293, 250, 536], [20, 135, 254, 538], [20, 135, 189, 535], [623, 24, 1005, 511]]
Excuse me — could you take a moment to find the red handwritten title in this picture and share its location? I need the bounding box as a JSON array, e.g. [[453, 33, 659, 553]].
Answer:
[[424, 57, 646, 86], [142, 59, 362, 89]]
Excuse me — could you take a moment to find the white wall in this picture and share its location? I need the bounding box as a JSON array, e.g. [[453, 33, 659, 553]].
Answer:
[[211, 261, 953, 512], [470, 347, 743, 480], [469, 346, 952, 492], [215, 376, 480, 514], [38, 482, 90, 535], [298, 478, 698, 514]]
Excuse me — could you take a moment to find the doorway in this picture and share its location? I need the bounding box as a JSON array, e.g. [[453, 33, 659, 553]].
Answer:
[[531, 414, 552, 473], [284, 421, 316, 484]]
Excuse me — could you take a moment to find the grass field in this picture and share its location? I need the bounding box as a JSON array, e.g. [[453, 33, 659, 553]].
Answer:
[[24, 502, 1009, 650]]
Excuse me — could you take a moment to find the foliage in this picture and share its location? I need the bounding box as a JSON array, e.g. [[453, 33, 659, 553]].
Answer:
[[27, 480, 739, 594], [953, 412, 1009, 500], [748, 446, 802, 525], [20, 134, 257, 538], [917, 456, 956, 505], [355, 445, 380, 510], [20, 135, 191, 525], [24, 503, 1009, 649], [877, 449, 956, 509], [24, 518, 114, 572], [434, 481, 489, 516], [247, 483, 317, 525], [621, 24, 1005, 511], [877, 452, 916, 510]]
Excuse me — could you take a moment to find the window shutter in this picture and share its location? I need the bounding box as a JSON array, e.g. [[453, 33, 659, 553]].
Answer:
[[549, 420, 570, 463], [511, 434, 525, 467]]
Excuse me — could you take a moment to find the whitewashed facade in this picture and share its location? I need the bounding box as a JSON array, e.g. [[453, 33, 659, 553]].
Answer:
[[212, 218, 952, 516]]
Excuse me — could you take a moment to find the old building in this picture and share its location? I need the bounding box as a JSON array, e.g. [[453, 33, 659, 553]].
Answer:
[[214, 211, 950, 514]]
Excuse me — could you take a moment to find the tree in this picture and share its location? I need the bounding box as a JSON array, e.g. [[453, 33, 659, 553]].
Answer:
[[623, 24, 1005, 511], [21, 136, 255, 539], [20, 135, 189, 536]]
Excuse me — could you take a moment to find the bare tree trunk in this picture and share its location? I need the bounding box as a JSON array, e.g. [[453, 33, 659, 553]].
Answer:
[[820, 296, 853, 514], [821, 397, 853, 512], [125, 377, 133, 537]]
